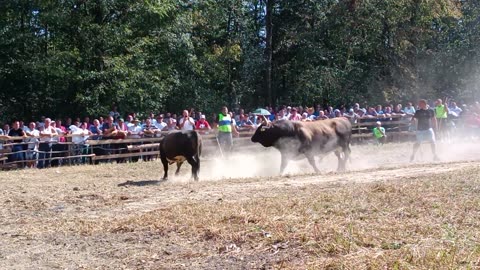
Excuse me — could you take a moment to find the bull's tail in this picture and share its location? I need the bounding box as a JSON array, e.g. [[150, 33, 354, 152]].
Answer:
[[191, 130, 202, 157]]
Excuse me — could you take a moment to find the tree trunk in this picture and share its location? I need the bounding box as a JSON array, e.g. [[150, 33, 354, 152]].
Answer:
[[264, 0, 274, 107]]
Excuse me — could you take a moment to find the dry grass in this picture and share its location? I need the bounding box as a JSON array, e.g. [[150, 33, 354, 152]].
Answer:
[[1, 142, 480, 269]]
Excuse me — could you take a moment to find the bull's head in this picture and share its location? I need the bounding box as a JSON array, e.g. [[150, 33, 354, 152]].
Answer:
[[251, 120, 289, 147]]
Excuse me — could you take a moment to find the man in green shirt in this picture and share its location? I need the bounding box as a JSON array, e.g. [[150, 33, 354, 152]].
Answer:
[[215, 106, 239, 155], [434, 98, 449, 140], [372, 121, 386, 144]]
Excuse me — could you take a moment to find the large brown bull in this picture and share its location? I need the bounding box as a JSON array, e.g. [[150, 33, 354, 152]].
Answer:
[[251, 118, 352, 174]]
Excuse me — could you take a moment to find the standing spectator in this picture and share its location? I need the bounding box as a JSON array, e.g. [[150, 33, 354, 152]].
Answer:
[[344, 109, 358, 123], [8, 121, 26, 167], [55, 119, 67, 143], [448, 101, 462, 118], [3, 123, 10, 135], [179, 110, 195, 131], [410, 99, 439, 162], [285, 106, 292, 119], [215, 106, 239, 154], [109, 105, 120, 120], [25, 122, 39, 168], [434, 98, 449, 138], [195, 115, 212, 134], [38, 118, 58, 169]]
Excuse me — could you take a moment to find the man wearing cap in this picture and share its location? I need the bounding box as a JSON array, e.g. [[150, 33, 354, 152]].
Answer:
[[372, 121, 386, 144], [155, 114, 168, 132], [215, 106, 239, 154], [195, 115, 212, 134], [127, 118, 143, 139]]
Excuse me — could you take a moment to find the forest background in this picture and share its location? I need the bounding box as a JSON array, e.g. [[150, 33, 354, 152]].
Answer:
[[1, 0, 479, 121]]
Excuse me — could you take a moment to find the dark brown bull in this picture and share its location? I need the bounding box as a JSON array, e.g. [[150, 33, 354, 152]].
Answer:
[[251, 118, 352, 174], [160, 130, 202, 181]]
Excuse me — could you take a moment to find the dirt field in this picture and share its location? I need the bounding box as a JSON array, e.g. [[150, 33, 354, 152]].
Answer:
[[1, 141, 480, 269]]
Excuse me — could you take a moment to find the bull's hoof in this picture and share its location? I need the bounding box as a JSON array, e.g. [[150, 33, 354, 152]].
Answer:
[[161, 177, 168, 181]]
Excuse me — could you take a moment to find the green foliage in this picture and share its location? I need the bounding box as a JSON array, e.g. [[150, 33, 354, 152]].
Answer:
[[0, 0, 479, 122]]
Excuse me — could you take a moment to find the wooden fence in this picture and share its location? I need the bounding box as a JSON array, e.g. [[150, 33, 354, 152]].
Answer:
[[0, 116, 415, 170]]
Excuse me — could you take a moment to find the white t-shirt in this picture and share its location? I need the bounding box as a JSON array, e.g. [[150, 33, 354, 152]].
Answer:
[[178, 117, 195, 131], [155, 122, 167, 131]]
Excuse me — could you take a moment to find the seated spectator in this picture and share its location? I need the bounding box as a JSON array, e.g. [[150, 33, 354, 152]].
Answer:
[[154, 114, 168, 131], [326, 106, 335, 118], [127, 118, 143, 139], [306, 107, 316, 120], [8, 121, 26, 166], [285, 106, 292, 119], [142, 118, 158, 137], [333, 109, 342, 118], [404, 102, 416, 117], [101, 116, 118, 138], [166, 113, 177, 131], [275, 109, 288, 121], [235, 109, 245, 122], [383, 106, 392, 117], [89, 119, 103, 139], [366, 107, 378, 118], [289, 107, 301, 121], [392, 104, 405, 116], [116, 118, 128, 139], [179, 110, 195, 131], [344, 109, 358, 123], [372, 121, 387, 144], [238, 114, 256, 130], [317, 110, 329, 120], [195, 115, 212, 133]]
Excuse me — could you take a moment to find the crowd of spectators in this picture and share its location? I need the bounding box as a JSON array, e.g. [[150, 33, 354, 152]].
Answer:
[[0, 99, 479, 169]]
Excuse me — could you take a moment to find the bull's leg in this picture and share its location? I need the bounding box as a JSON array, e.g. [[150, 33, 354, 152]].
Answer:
[[280, 154, 289, 175], [187, 156, 199, 181], [305, 153, 320, 173], [161, 156, 169, 180], [175, 162, 184, 176], [334, 150, 345, 172]]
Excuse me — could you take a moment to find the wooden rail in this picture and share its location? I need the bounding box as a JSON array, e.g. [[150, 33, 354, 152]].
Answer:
[[0, 117, 416, 169]]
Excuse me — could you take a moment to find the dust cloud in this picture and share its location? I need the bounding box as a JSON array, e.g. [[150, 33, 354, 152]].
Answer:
[[189, 139, 480, 181]]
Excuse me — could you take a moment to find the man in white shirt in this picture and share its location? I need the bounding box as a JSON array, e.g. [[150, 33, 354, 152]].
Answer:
[[178, 110, 195, 131]]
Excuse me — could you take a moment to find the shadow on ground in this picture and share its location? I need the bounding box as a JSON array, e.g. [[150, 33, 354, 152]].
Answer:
[[117, 180, 165, 187]]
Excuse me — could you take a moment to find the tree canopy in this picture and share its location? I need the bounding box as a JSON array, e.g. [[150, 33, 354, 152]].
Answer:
[[0, 0, 479, 121]]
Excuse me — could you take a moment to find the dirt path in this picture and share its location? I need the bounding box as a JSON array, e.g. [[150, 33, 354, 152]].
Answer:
[[1, 141, 480, 269]]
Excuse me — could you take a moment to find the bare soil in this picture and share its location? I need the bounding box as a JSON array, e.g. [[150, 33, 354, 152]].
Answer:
[[1, 141, 480, 269]]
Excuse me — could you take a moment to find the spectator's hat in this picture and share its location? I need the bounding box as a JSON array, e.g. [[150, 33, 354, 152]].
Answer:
[[118, 118, 124, 122], [302, 112, 308, 117], [287, 106, 292, 110], [349, 109, 354, 113], [200, 115, 206, 119], [376, 121, 382, 126], [132, 118, 140, 123]]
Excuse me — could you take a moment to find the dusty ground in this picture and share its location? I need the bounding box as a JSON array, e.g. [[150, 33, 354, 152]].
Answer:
[[1, 141, 480, 269]]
